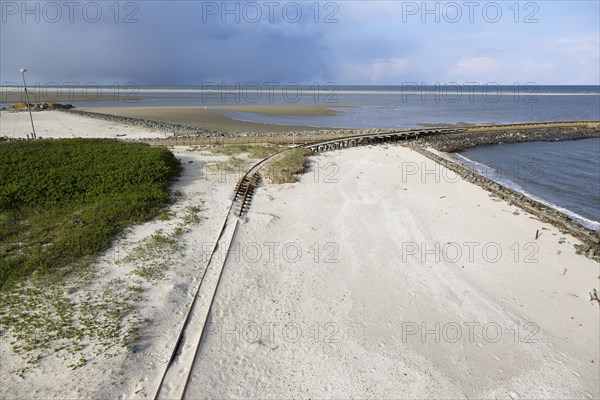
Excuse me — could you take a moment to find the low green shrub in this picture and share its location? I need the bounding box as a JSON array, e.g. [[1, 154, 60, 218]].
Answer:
[[0, 139, 181, 291]]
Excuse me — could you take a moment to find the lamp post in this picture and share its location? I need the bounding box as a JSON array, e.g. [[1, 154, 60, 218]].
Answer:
[[20, 68, 36, 140]]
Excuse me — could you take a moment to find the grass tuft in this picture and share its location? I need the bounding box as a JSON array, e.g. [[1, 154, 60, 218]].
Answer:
[[124, 231, 182, 281], [205, 144, 283, 159], [262, 148, 312, 184]]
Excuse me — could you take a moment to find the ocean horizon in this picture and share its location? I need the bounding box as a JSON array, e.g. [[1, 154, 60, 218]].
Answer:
[[3, 85, 599, 129]]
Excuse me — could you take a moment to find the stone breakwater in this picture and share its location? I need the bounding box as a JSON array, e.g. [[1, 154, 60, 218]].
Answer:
[[410, 145, 600, 261], [63, 109, 213, 135], [60, 109, 398, 139], [414, 126, 600, 152]]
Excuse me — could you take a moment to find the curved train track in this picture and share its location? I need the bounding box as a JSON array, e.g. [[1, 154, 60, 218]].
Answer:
[[150, 121, 599, 399]]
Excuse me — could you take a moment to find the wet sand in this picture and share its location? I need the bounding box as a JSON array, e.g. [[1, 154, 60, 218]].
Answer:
[[86, 106, 342, 133], [207, 105, 341, 117]]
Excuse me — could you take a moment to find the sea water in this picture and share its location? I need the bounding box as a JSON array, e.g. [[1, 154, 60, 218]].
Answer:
[[458, 138, 600, 229]]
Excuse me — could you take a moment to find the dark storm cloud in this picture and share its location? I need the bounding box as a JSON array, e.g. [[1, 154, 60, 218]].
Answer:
[[0, 1, 334, 85], [1, 1, 598, 85]]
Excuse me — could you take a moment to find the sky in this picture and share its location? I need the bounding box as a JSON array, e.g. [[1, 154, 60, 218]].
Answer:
[[1, 1, 599, 86]]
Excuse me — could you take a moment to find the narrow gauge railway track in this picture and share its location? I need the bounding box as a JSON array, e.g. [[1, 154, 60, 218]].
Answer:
[[152, 150, 284, 400], [235, 172, 260, 217]]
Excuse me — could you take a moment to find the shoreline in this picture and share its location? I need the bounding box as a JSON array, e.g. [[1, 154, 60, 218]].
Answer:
[[2, 105, 598, 139], [80, 106, 341, 134], [409, 145, 600, 259], [453, 151, 600, 231], [1, 112, 599, 398]]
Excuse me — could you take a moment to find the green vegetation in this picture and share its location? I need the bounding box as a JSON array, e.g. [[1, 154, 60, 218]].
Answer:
[[206, 144, 285, 176], [204, 144, 283, 159], [213, 156, 249, 173], [203, 144, 313, 185], [0, 139, 180, 370], [124, 230, 182, 281], [0, 277, 145, 370], [0, 139, 181, 291], [262, 148, 312, 184], [181, 205, 203, 226]]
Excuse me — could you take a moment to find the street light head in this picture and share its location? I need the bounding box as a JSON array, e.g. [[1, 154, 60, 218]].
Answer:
[[20, 68, 27, 73]]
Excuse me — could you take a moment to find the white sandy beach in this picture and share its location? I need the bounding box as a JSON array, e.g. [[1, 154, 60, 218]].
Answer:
[[0, 113, 598, 399], [185, 145, 599, 399], [0, 110, 169, 139]]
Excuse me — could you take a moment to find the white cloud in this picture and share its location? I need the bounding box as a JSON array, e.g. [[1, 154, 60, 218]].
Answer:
[[450, 35, 600, 84], [452, 57, 501, 76], [342, 58, 409, 83], [369, 58, 409, 81], [450, 57, 557, 83], [541, 35, 600, 84], [556, 35, 600, 59]]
